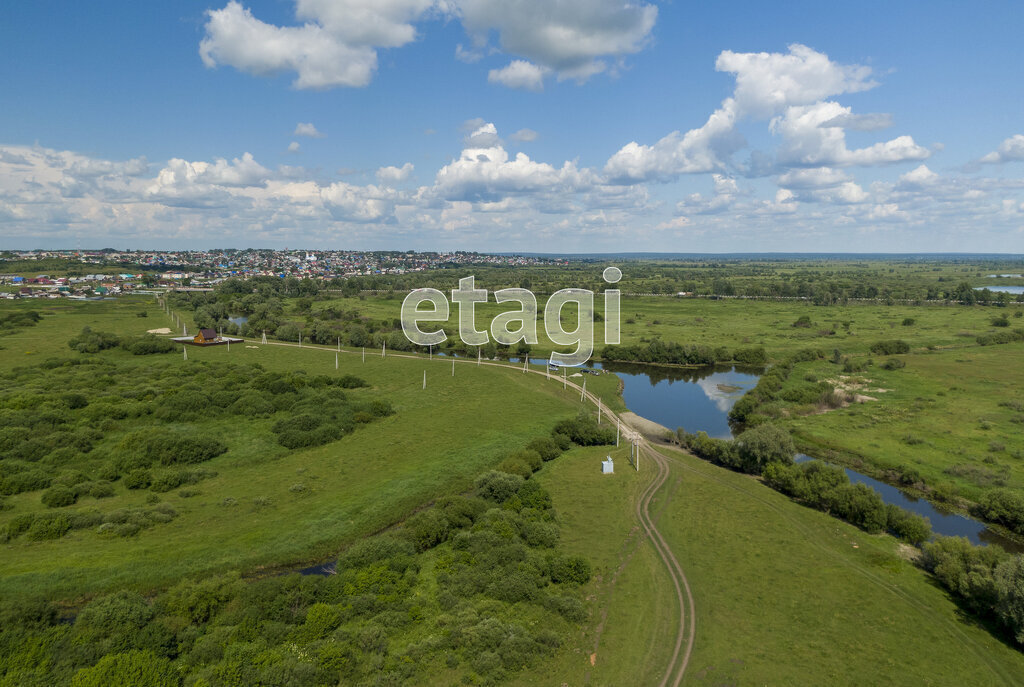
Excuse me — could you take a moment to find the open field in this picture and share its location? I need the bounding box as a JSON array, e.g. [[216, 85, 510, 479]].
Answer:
[[782, 343, 1024, 502], [0, 299, 600, 603], [305, 291, 1021, 361], [4, 278, 1024, 684], [518, 444, 1024, 686]]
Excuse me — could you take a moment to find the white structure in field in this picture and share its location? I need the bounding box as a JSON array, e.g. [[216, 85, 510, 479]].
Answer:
[[602, 456, 614, 474]]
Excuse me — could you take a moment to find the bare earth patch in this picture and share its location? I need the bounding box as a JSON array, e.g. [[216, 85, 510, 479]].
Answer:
[[620, 411, 672, 439], [146, 327, 172, 334]]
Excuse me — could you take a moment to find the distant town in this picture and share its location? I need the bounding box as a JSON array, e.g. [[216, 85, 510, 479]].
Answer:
[[0, 249, 567, 299]]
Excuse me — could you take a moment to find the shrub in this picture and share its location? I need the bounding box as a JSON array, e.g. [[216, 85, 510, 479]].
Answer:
[[881, 358, 906, 370], [526, 437, 562, 462], [403, 509, 451, 552], [117, 430, 227, 467], [89, 481, 116, 499], [732, 347, 768, 366], [0, 468, 52, 495], [475, 471, 524, 503], [68, 327, 122, 354], [549, 555, 592, 585], [149, 468, 216, 493], [885, 504, 932, 545], [26, 513, 72, 541], [792, 315, 812, 328], [902, 318, 916, 326], [497, 458, 533, 480], [123, 469, 152, 490], [70, 650, 179, 687], [551, 413, 615, 446], [41, 484, 78, 508], [870, 340, 910, 355], [121, 335, 176, 355], [973, 489, 1024, 534], [734, 423, 795, 474]]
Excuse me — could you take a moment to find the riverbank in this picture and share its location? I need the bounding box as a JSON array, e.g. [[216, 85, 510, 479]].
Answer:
[[619, 411, 672, 440]]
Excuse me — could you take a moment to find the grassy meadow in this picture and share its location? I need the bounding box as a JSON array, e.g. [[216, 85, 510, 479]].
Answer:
[[0, 297, 600, 603], [782, 343, 1024, 502], [517, 445, 1024, 686]]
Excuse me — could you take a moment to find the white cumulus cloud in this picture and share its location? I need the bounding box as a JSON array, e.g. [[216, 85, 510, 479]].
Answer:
[[200, 0, 658, 90], [510, 128, 538, 143], [377, 162, 414, 184], [980, 134, 1024, 164], [604, 44, 904, 184], [294, 122, 325, 138], [458, 0, 657, 85], [488, 60, 547, 91]]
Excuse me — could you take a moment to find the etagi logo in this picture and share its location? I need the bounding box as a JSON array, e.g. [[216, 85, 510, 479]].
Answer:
[[401, 267, 622, 367]]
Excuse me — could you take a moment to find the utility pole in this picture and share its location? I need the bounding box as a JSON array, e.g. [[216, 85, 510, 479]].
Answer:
[[335, 352, 339, 370], [581, 378, 586, 402], [422, 370, 426, 389], [261, 330, 267, 345], [452, 357, 455, 376], [616, 420, 620, 446], [183, 346, 187, 361], [382, 341, 386, 358]]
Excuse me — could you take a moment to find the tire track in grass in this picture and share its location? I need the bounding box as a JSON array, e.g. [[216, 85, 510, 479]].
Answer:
[[654, 442, 1019, 687]]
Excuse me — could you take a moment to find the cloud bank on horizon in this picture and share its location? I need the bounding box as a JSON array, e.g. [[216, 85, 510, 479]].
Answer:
[[1, 1, 1023, 251]]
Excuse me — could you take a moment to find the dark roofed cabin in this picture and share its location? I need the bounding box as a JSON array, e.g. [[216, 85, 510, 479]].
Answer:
[[193, 328, 218, 344]]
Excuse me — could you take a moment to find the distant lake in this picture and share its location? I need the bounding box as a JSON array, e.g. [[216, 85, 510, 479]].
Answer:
[[986, 274, 1023, 278], [976, 285, 1024, 294]]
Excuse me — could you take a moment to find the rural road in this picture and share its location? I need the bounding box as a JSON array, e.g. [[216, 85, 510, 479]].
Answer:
[[166, 322, 697, 685]]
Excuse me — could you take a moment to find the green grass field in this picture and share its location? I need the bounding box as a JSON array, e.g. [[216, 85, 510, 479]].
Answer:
[[782, 344, 1024, 502], [0, 298, 601, 603], [4, 293, 1024, 684], [311, 291, 1022, 361], [518, 445, 1024, 686]]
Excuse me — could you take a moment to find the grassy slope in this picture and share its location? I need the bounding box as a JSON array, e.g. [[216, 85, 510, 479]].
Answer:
[[519, 445, 1024, 686], [0, 299, 594, 601]]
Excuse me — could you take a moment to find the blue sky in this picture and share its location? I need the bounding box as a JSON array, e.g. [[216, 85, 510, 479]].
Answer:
[[1, 0, 1023, 252]]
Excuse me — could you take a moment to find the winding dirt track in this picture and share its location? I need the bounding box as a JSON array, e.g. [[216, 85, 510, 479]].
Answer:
[[175, 333, 697, 684]]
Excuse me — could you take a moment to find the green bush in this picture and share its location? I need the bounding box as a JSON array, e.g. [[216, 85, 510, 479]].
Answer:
[[26, 513, 72, 541], [70, 650, 179, 687], [0, 468, 52, 495], [870, 340, 910, 355], [41, 484, 78, 508], [551, 413, 615, 446], [526, 437, 562, 462], [475, 471, 524, 503], [549, 555, 592, 585], [122, 334, 177, 355], [497, 458, 533, 480], [973, 489, 1024, 535], [68, 327, 122, 354], [123, 469, 152, 490]]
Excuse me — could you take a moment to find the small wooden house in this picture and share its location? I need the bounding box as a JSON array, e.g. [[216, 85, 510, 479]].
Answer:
[[193, 328, 218, 344]]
